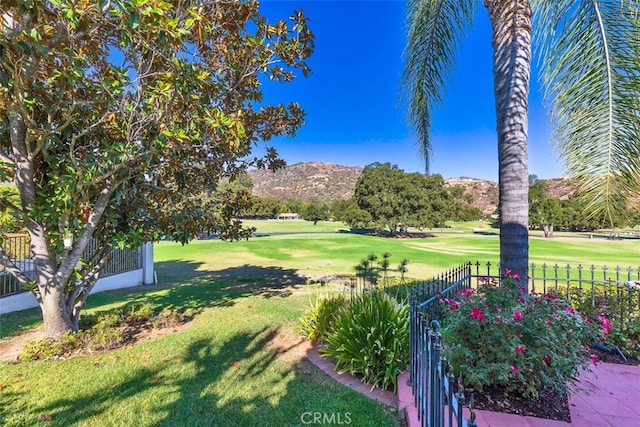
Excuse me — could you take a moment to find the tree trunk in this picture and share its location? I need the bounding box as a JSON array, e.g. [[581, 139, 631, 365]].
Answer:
[[543, 224, 554, 238], [8, 101, 113, 338], [40, 285, 76, 336], [485, 1, 532, 287]]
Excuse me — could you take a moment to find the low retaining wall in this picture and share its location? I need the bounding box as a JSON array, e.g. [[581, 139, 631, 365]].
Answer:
[[0, 243, 155, 315], [0, 269, 146, 314]]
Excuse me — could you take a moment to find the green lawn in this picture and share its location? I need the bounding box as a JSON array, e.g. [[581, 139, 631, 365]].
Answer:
[[157, 225, 640, 282], [241, 219, 346, 234], [1, 222, 639, 426], [0, 283, 398, 426]]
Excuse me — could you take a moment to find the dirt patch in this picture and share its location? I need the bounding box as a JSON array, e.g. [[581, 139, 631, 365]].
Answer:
[[265, 328, 312, 362], [0, 319, 192, 363], [0, 328, 47, 362], [473, 385, 570, 422]]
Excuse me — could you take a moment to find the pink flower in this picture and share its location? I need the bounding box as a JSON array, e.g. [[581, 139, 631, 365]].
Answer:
[[504, 268, 521, 279], [544, 293, 557, 300], [544, 354, 552, 364], [449, 301, 460, 311], [597, 315, 613, 336], [519, 286, 527, 293], [436, 291, 442, 297], [515, 345, 527, 355], [545, 318, 553, 326], [517, 296, 526, 303], [565, 306, 576, 315], [511, 365, 519, 375], [469, 308, 486, 321], [460, 288, 474, 298], [513, 310, 523, 321], [590, 354, 600, 365]]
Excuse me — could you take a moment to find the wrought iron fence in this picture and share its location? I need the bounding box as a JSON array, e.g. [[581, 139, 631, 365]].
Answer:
[[469, 261, 640, 325], [409, 260, 640, 427], [409, 263, 477, 427], [1, 234, 141, 297]]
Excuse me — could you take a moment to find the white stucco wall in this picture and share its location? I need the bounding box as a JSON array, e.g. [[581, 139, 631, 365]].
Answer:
[[0, 244, 154, 315]]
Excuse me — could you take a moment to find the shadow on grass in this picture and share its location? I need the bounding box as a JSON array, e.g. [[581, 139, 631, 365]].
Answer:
[[1, 261, 309, 341], [16, 327, 326, 426], [96, 261, 310, 315]]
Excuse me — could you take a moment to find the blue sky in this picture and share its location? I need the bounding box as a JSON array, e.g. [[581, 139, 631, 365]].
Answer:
[[257, 0, 564, 182]]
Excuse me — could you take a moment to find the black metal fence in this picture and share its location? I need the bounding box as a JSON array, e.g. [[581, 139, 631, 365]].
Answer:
[[409, 260, 640, 427], [468, 261, 640, 325], [409, 263, 477, 427], [1, 234, 141, 297]]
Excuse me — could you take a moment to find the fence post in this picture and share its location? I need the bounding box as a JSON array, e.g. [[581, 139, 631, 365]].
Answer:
[[141, 243, 155, 285], [429, 320, 443, 427]]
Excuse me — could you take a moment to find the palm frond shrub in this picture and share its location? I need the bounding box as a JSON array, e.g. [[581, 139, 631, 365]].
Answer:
[[298, 294, 349, 343], [323, 291, 409, 392]]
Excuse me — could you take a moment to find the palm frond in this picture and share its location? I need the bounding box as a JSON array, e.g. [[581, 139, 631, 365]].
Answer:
[[402, 0, 475, 174], [533, 0, 640, 224]]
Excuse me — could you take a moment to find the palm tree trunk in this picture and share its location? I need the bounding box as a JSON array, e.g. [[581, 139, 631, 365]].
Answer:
[[485, 1, 532, 286]]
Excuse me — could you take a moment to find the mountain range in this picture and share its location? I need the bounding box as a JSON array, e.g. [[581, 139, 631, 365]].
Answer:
[[247, 162, 576, 215]]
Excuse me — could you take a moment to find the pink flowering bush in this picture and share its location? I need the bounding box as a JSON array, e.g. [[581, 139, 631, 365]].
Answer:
[[440, 272, 608, 399]]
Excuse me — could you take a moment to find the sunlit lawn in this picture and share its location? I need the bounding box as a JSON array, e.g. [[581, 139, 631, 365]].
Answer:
[[1, 220, 639, 426], [0, 283, 398, 426], [158, 222, 640, 282]]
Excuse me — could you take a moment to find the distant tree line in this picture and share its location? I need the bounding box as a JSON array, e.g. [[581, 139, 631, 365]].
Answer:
[[3, 168, 637, 237], [527, 178, 639, 237], [231, 162, 485, 230]]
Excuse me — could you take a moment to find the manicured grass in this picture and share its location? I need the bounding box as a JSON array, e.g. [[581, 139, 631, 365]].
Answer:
[[0, 284, 398, 426], [156, 228, 640, 283], [2, 221, 639, 426]]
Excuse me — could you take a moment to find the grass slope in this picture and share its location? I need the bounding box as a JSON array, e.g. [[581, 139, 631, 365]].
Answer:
[[2, 221, 639, 426], [0, 285, 398, 426]]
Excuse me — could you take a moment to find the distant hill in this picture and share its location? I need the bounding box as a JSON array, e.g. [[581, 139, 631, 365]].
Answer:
[[248, 162, 576, 214], [248, 162, 363, 202]]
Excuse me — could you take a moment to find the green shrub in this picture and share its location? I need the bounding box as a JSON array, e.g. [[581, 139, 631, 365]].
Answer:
[[441, 272, 607, 399], [20, 333, 82, 361], [323, 291, 409, 392], [549, 283, 638, 329], [299, 294, 349, 342], [540, 282, 639, 360], [607, 315, 640, 360], [443, 275, 610, 398], [84, 317, 127, 351], [19, 305, 188, 361], [122, 303, 155, 324]]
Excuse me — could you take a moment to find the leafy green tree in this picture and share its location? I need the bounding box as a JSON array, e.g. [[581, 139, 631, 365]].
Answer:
[[529, 180, 562, 237], [354, 163, 406, 232], [280, 198, 304, 215], [404, 0, 639, 285], [301, 201, 329, 225], [0, 185, 23, 233], [244, 196, 282, 219], [331, 198, 372, 229], [354, 163, 476, 232], [0, 0, 313, 337]]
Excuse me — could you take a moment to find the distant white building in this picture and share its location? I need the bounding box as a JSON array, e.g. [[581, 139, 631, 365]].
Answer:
[[278, 213, 299, 220]]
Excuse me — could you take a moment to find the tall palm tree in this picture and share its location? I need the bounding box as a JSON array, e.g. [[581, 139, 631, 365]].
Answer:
[[404, 0, 640, 286]]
